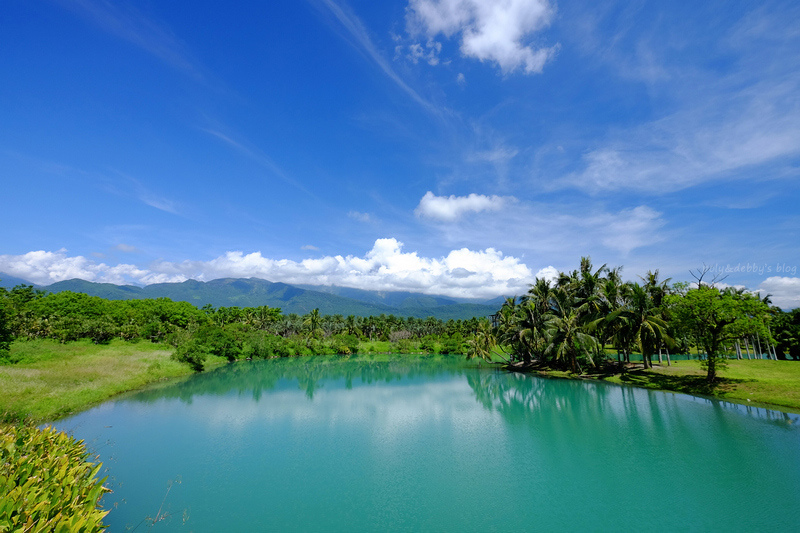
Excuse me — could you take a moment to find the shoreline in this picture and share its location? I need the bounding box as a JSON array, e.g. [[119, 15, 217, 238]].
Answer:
[[2, 340, 798, 423], [502, 359, 800, 415]]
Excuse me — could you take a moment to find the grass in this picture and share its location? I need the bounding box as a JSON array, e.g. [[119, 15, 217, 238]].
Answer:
[[0, 339, 226, 423], [589, 359, 800, 413]]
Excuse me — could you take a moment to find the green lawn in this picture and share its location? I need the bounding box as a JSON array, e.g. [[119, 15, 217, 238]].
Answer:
[[598, 359, 800, 412], [0, 339, 225, 422]]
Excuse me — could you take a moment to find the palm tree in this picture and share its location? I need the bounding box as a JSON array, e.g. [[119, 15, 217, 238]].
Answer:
[[466, 318, 498, 362], [545, 287, 601, 373], [303, 308, 323, 338], [605, 283, 671, 369]]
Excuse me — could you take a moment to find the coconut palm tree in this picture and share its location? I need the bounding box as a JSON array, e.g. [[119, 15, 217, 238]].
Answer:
[[544, 287, 601, 373], [605, 283, 672, 369], [466, 318, 498, 362]]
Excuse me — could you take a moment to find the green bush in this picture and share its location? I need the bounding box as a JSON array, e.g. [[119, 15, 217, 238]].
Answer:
[[0, 423, 109, 532], [330, 334, 360, 355], [172, 339, 209, 372], [194, 325, 241, 361]]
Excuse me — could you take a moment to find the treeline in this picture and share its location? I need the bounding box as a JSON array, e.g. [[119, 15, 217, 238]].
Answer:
[[477, 258, 799, 382], [0, 285, 482, 370], [2, 260, 799, 379]]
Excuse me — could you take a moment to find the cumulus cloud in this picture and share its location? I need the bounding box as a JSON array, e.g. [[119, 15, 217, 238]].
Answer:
[[0, 239, 535, 299], [0, 250, 154, 286], [415, 191, 510, 222], [759, 277, 800, 310], [534, 266, 559, 283], [407, 0, 558, 74]]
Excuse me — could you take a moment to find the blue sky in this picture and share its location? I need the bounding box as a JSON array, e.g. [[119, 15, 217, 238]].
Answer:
[[2, 0, 799, 307]]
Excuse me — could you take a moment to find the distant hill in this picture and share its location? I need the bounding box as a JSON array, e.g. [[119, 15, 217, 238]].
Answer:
[[0, 273, 36, 289], [36, 277, 502, 320]]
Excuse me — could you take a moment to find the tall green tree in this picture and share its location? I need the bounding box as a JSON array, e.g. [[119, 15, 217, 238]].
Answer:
[[669, 286, 773, 381], [605, 283, 671, 369], [0, 290, 14, 359]]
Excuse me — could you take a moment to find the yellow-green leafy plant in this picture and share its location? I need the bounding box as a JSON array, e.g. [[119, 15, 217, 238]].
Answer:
[[0, 423, 109, 532]]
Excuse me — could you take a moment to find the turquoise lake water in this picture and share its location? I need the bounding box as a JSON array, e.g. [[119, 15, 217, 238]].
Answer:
[[55, 358, 800, 532]]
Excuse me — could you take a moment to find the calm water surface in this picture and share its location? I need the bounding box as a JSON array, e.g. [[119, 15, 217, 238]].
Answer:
[[55, 358, 800, 532]]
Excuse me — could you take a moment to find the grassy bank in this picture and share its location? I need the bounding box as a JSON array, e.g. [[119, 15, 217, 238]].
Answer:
[[3, 340, 799, 422], [0, 339, 226, 422], [544, 359, 800, 412], [612, 360, 800, 411]]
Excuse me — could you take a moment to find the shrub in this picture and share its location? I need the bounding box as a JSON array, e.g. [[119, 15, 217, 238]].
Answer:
[[330, 334, 359, 355], [0, 423, 109, 532], [193, 325, 241, 361], [172, 340, 208, 372]]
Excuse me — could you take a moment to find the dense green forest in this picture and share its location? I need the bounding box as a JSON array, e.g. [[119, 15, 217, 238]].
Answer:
[[1, 258, 798, 381]]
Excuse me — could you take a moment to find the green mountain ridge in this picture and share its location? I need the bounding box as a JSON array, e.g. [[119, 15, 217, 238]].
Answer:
[[2, 274, 500, 320]]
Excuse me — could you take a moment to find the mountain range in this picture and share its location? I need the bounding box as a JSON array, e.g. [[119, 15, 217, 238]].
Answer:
[[0, 274, 505, 320]]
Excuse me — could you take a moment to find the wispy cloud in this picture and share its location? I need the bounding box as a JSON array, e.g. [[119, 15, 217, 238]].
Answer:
[[202, 128, 315, 198], [425, 199, 666, 259], [554, 0, 800, 195], [561, 80, 800, 194], [348, 211, 374, 223], [109, 171, 180, 214], [312, 0, 442, 116], [56, 0, 204, 79]]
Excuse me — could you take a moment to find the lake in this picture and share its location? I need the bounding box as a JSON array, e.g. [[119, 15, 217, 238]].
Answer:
[[54, 357, 800, 531]]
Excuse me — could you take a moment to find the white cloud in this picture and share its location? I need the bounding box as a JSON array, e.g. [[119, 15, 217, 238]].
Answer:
[[534, 266, 559, 283], [557, 4, 800, 194], [348, 211, 373, 223], [407, 0, 558, 74], [114, 243, 138, 253], [415, 191, 510, 222], [301, 245, 320, 251], [0, 239, 535, 299], [405, 39, 443, 65], [565, 83, 800, 193], [599, 205, 664, 255], [759, 277, 800, 310], [0, 250, 151, 286]]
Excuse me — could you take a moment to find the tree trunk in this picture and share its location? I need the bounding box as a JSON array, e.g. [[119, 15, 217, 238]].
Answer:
[[665, 347, 671, 366], [657, 346, 663, 365], [735, 341, 742, 360], [744, 338, 752, 359]]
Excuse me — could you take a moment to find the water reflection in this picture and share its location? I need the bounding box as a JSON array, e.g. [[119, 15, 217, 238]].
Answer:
[[55, 359, 800, 532], [129, 356, 472, 404], [467, 369, 800, 429]]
